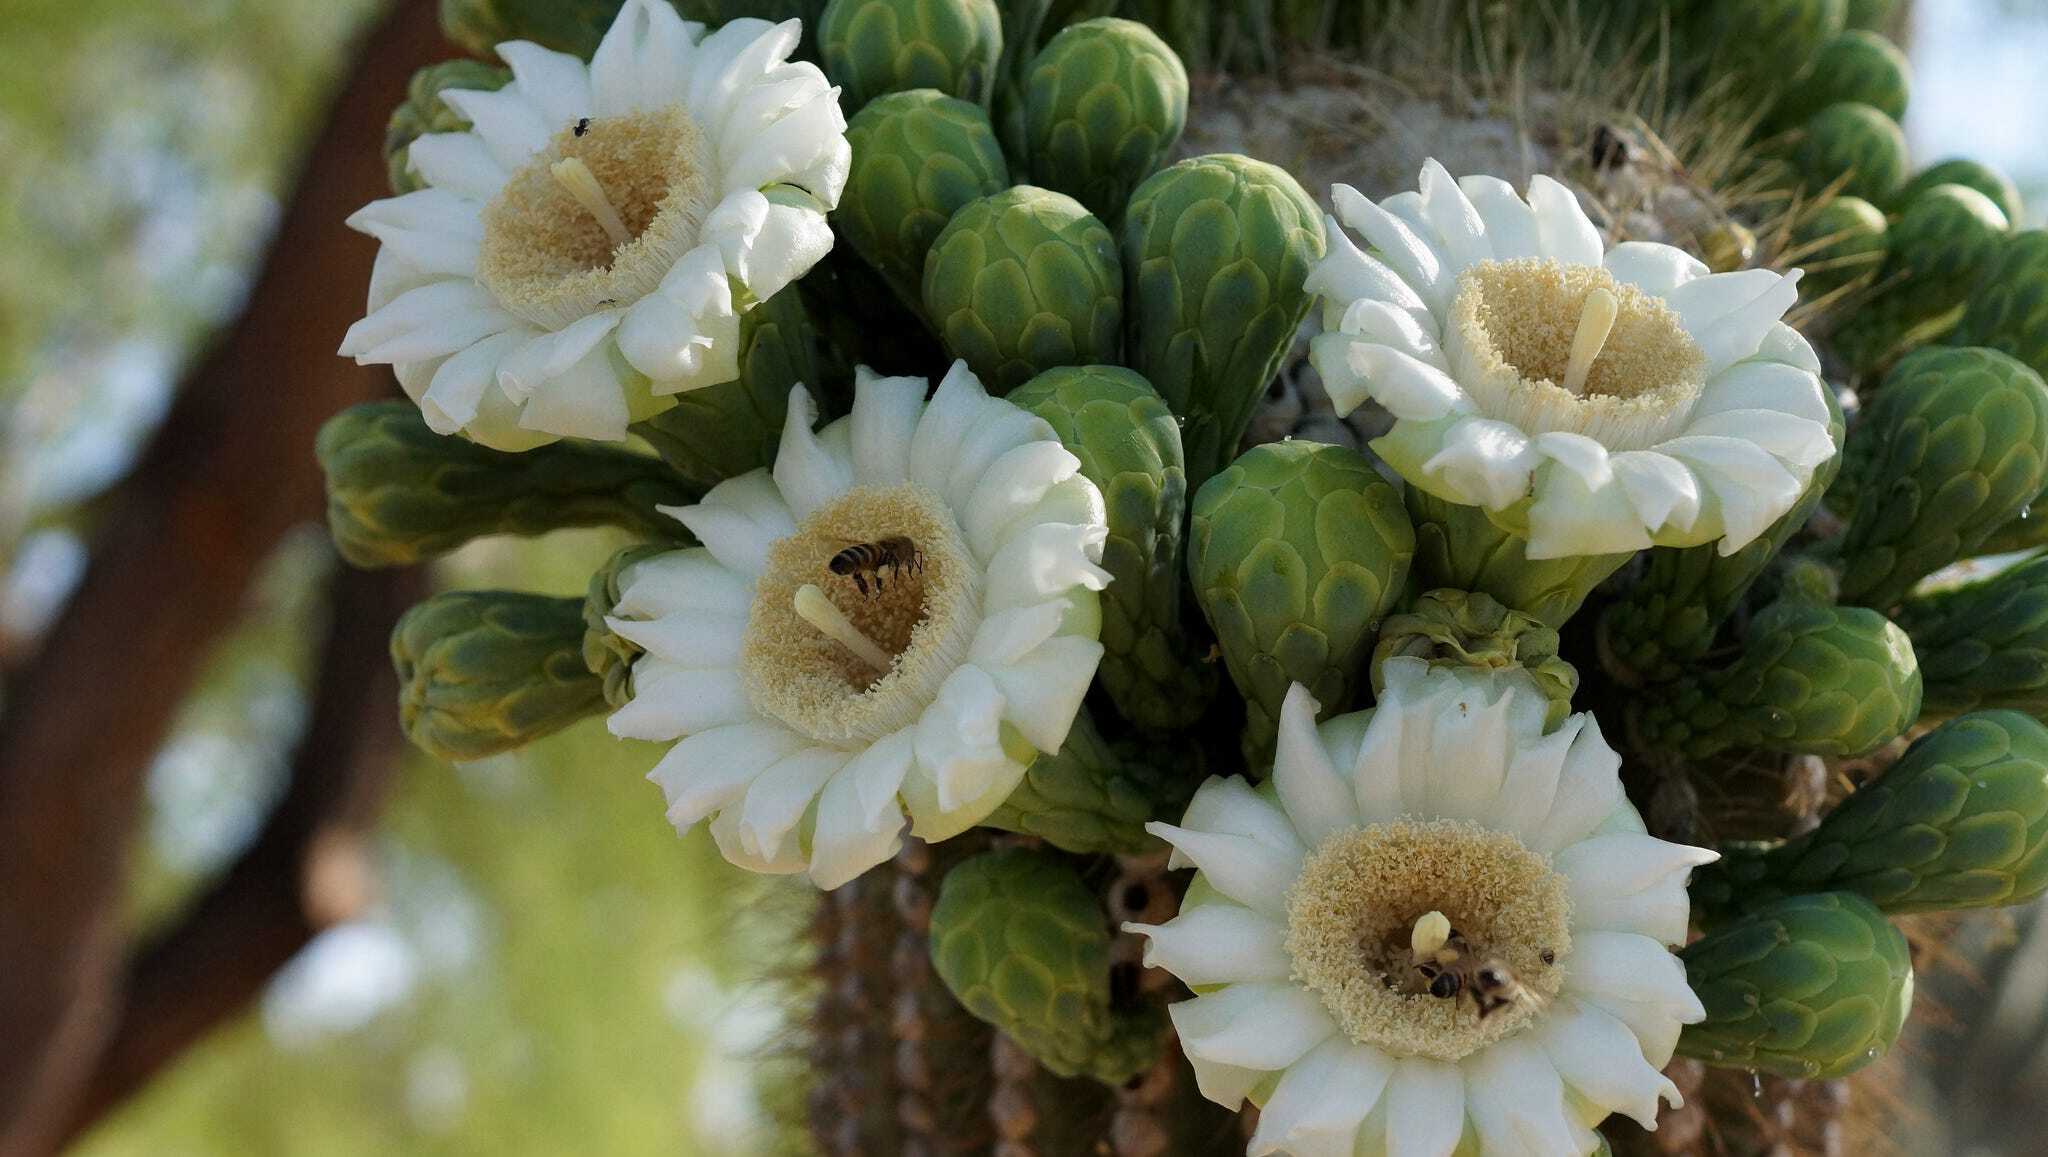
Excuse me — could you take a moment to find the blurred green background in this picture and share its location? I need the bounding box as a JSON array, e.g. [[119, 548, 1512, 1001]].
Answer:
[[3, 1, 2047, 1154]]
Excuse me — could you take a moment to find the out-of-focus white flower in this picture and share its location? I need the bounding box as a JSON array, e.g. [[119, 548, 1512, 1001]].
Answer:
[[608, 362, 1110, 888], [339, 0, 847, 449], [1130, 661, 1717, 1156], [1309, 159, 1834, 559]]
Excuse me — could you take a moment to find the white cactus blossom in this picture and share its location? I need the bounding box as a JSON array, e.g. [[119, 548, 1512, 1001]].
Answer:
[[1128, 660, 1717, 1156], [338, 0, 848, 450], [607, 362, 1110, 887], [1308, 159, 1835, 560]]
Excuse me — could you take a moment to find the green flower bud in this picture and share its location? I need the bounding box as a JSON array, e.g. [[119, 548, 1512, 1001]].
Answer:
[[1835, 347, 2048, 609], [392, 590, 608, 762], [1372, 589, 1578, 727], [439, 0, 624, 59], [922, 185, 1122, 393], [1979, 492, 2048, 557], [1022, 18, 1188, 224], [1189, 441, 1415, 768], [1835, 184, 2012, 374], [1952, 229, 2048, 383], [1122, 154, 1325, 489], [1896, 553, 2048, 718], [1785, 195, 1887, 305], [1405, 488, 1633, 630], [385, 60, 509, 196], [982, 709, 1198, 853], [930, 847, 1168, 1084], [582, 544, 671, 709], [317, 402, 691, 569], [1689, 0, 1847, 112], [1602, 389, 1845, 682], [1893, 158, 2025, 231], [1678, 892, 1912, 1079], [1770, 29, 1909, 130], [1790, 102, 1905, 204], [837, 89, 1010, 312], [1633, 599, 1922, 759], [1696, 710, 2048, 917], [1008, 365, 1214, 729], [631, 286, 820, 490], [1845, 0, 1896, 31], [819, 0, 1005, 113]]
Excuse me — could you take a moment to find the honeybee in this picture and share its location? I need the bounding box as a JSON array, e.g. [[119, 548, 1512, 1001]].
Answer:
[[574, 117, 591, 137], [1408, 912, 1545, 1021], [828, 536, 922, 596]]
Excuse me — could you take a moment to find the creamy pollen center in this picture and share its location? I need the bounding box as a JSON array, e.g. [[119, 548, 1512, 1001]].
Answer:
[[477, 107, 715, 331], [741, 485, 980, 746], [1284, 819, 1572, 1062], [1448, 258, 1708, 451]]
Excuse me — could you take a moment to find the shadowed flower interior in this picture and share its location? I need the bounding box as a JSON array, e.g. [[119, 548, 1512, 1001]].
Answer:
[[479, 107, 716, 331], [1448, 259, 1707, 450], [1285, 818, 1571, 1062], [741, 484, 981, 744]]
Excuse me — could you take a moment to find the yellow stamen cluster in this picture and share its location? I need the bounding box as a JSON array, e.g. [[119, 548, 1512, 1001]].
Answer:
[[1284, 819, 1571, 1062]]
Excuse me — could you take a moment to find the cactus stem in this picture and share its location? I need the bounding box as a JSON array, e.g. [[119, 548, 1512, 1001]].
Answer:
[[795, 583, 894, 672], [1562, 287, 1620, 396], [549, 156, 632, 247]]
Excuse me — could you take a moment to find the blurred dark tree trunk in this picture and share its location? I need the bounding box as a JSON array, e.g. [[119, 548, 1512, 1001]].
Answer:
[[0, 3, 445, 1153]]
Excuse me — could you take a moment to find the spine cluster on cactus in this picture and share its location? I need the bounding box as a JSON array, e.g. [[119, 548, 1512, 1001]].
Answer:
[[315, 2, 2048, 1154]]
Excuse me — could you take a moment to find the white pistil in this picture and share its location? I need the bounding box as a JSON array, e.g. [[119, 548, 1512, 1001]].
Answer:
[[793, 583, 893, 672], [1410, 910, 1452, 958], [1561, 287, 1620, 396], [550, 156, 632, 248]]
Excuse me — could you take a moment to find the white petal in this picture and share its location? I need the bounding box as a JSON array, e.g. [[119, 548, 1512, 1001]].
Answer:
[[495, 41, 592, 127], [1490, 714, 1581, 837], [1659, 434, 1802, 553], [511, 334, 633, 441], [770, 387, 852, 520], [722, 82, 848, 195], [589, 0, 700, 117], [1273, 684, 1360, 846], [1382, 1058, 1466, 1157], [735, 189, 834, 299], [961, 442, 1082, 562], [1759, 320, 1823, 375], [1144, 822, 1300, 916], [1610, 450, 1704, 534], [346, 188, 485, 276], [940, 404, 1058, 512], [403, 132, 507, 202], [988, 636, 1102, 754], [1420, 417, 1537, 510], [1339, 344, 1472, 421], [1690, 358, 1833, 427], [808, 759, 908, 889], [1460, 174, 1543, 261], [911, 665, 1009, 813], [1565, 931, 1707, 1024], [968, 602, 1066, 668], [1665, 269, 1795, 359], [1422, 678, 1523, 823], [617, 246, 741, 390], [645, 718, 806, 826], [1169, 983, 1336, 1071], [607, 661, 751, 740], [981, 521, 1112, 614], [1171, 775, 1307, 865], [1304, 219, 1433, 322], [709, 804, 805, 873], [1525, 456, 1654, 560], [1463, 1035, 1580, 1157], [737, 747, 846, 861], [1417, 159, 1492, 274], [494, 310, 622, 402], [1539, 997, 1685, 1130], [420, 329, 525, 433], [1338, 297, 1450, 367], [339, 279, 516, 365], [1685, 409, 1836, 474], [607, 605, 744, 667], [909, 361, 996, 487], [849, 366, 928, 486], [1527, 174, 1603, 267], [1557, 833, 1717, 945], [665, 469, 796, 580], [1126, 903, 1292, 987], [615, 547, 753, 617], [1605, 241, 1707, 297], [1247, 1038, 1393, 1157], [439, 86, 551, 170], [1524, 711, 1626, 854], [685, 17, 798, 127], [1332, 182, 1449, 311], [1694, 271, 1804, 373]]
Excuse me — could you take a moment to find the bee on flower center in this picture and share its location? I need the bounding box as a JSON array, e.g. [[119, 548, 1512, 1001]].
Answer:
[[1406, 911, 1546, 1021], [828, 536, 923, 596]]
